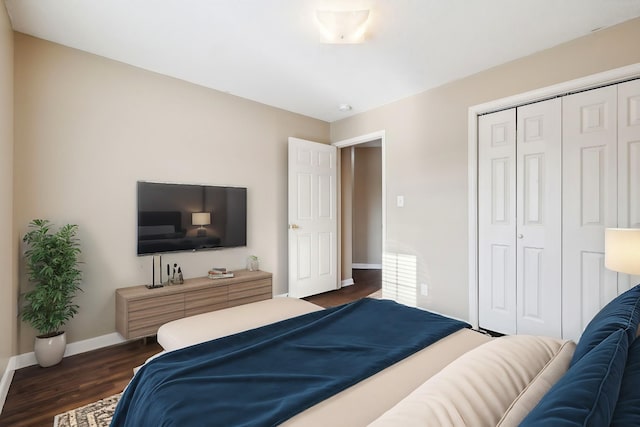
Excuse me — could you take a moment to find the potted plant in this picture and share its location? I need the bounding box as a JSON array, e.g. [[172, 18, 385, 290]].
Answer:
[[22, 219, 82, 367]]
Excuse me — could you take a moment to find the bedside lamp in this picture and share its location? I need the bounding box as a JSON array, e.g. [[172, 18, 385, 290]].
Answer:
[[192, 212, 211, 237], [605, 228, 640, 275]]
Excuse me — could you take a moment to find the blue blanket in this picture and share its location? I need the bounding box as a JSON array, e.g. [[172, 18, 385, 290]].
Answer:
[[110, 298, 469, 427]]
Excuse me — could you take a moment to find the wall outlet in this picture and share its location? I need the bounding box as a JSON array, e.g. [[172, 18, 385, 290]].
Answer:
[[420, 283, 428, 296]]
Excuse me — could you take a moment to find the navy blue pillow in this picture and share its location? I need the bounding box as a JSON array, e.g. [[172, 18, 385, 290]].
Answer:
[[611, 337, 640, 426], [520, 329, 628, 427], [571, 284, 640, 365]]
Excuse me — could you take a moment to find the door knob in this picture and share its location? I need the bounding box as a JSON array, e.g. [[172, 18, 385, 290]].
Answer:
[[517, 234, 524, 239], [289, 224, 300, 229]]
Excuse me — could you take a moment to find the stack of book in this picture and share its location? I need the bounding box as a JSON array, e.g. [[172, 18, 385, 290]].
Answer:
[[208, 267, 234, 279]]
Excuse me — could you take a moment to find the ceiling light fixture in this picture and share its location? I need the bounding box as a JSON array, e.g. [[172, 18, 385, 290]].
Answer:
[[338, 104, 353, 112], [315, 9, 370, 44]]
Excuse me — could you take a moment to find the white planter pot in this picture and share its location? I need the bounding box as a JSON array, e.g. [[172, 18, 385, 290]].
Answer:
[[34, 331, 66, 367]]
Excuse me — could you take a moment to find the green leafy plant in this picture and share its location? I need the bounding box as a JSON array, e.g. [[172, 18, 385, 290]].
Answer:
[[22, 219, 82, 337]]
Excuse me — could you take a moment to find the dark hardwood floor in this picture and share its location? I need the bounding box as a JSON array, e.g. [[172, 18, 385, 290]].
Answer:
[[0, 269, 380, 427], [0, 338, 162, 427], [304, 268, 382, 307]]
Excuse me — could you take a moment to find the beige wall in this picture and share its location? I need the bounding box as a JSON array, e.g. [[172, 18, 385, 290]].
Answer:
[[0, 4, 15, 374], [353, 147, 382, 265], [13, 34, 329, 353], [331, 17, 640, 320]]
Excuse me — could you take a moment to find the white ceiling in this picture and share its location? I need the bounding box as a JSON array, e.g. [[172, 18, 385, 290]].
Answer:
[[4, 0, 640, 122]]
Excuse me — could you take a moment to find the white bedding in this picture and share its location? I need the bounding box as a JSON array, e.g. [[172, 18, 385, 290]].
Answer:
[[370, 335, 575, 427], [157, 297, 324, 351], [284, 328, 491, 426]]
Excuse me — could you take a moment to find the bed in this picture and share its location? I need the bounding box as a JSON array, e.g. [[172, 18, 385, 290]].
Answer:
[[110, 285, 640, 426]]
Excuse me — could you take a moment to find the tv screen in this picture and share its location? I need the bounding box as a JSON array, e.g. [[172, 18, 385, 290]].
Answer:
[[137, 181, 247, 255]]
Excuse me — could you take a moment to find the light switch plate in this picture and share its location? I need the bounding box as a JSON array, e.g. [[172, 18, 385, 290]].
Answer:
[[397, 195, 404, 207]]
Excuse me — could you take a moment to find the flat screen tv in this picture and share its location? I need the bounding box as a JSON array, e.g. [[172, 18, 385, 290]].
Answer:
[[137, 181, 247, 255]]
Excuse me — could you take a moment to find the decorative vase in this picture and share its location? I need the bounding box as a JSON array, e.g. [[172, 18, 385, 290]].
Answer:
[[34, 331, 66, 367], [247, 256, 259, 272]]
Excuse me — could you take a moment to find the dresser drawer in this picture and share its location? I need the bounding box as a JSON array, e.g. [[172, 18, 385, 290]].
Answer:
[[128, 308, 185, 339], [129, 294, 184, 321], [228, 278, 272, 301], [228, 278, 272, 308], [185, 286, 228, 316]]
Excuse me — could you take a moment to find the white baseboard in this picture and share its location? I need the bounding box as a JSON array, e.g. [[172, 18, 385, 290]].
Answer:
[[341, 278, 355, 287], [65, 332, 126, 359], [0, 331, 127, 414], [13, 332, 126, 370], [352, 263, 382, 269], [274, 293, 289, 298], [0, 359, 15, 415], [12, 352, 36, 371]]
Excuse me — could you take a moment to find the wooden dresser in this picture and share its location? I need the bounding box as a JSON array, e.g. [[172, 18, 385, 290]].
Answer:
[[115, 269, 272, 339]]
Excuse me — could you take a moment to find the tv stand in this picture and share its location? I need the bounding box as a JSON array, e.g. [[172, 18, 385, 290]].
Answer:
[[116, 269, 272, 339]]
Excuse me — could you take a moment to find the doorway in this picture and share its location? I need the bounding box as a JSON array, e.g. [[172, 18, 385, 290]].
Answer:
[[333, 131, 385, 290]]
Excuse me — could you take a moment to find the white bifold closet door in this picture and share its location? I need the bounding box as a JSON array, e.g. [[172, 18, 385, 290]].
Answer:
[[618, 79, 640, 291], [516, 99, 562, 337], [561, 86, 618, 342], [478, 99, 562, 337], [561, 80, 640, 342], [478, 109, 517, 335], [478, 98, 562, 337]]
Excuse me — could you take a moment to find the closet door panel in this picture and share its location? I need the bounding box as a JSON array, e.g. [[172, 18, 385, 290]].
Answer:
[[562, 86, 618, 342], [478, 109, 517, 335], [618, 79, 640, 291], [516, 98, 562, 338]]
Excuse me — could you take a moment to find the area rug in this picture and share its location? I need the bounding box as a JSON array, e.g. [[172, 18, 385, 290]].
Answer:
[[53, 393, 121, 427]]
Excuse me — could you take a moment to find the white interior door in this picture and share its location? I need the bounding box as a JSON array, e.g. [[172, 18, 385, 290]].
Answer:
[[516, 98, 562, 338], [562, 85, 618, 342], [478, 108, 517, 335], [288, 137, 338, 298], [618, 79, 640, 291]]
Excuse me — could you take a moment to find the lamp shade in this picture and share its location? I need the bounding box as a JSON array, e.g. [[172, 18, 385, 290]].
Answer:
[[605, 228, 640, 275], [191, 212, 211, 226]]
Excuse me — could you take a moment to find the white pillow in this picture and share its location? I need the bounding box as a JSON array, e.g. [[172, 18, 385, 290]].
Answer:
[[369, 335, 575, 427], [497, 339, 575, 426]]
